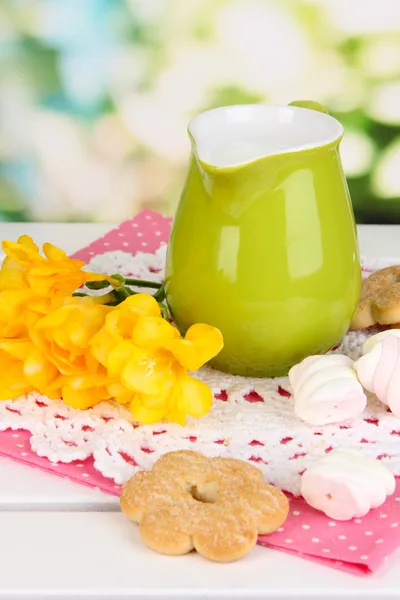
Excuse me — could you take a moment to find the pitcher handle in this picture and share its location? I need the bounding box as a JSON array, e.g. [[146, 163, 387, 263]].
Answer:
[[288, 100, 329, 114]]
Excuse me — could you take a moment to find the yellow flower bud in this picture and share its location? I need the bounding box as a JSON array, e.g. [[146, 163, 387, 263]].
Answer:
[[1, 235, 108, 298]]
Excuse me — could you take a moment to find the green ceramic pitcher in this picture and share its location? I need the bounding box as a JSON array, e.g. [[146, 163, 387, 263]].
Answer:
[[164, 102, 361, 377]]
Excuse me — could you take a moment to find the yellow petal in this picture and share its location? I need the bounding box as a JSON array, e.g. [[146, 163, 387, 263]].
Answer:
[[0, 380, 32, 400], [28, 296, 60, 315], [0, 289, 32, 321], [121, 347, 175, 396], [23, 348, 58, 390], [69, 307, 109, 347], [84, 351, 100, 373], [18, 235, 39, 253], [0, 339, 33, 360], [104, 294, 161, 340], [0, 257, 27, 290], [2, 239, 42, 265], [120, 294, 161, 317], [34, 306, 69, 332], [65, 372, 110, 391], [41, 388, 62, 400], [174, 375, 213, 419], [41, 374, 64, 398], [36, 302, 108, 349], [129, 394, 169, 424], [90, 328, 115, 367], [42, 242, 69, 262], [108, 340, 135, 376], [107, 381, 133, 405], [61, 386, 103, 410], [166, 323, 223, 371], [132, 316, 180, 349], [52, 325, 71, 350], [105, 310, 138, 340], [0, 290, 32, 337], [0, 357, 32, 400], [163, 407, 187, 426], [26, 271, 84, 297]]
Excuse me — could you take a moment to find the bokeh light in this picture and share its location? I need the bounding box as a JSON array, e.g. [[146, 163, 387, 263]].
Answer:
[[0, 0, 400, 223]]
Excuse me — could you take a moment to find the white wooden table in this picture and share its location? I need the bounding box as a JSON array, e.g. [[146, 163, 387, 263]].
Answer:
[[0, 222, 399, 600]]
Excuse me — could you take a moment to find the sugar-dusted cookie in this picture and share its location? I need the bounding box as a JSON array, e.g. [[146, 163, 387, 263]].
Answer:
[[351, 265, 400, 329], [120, 450, 289, 562]]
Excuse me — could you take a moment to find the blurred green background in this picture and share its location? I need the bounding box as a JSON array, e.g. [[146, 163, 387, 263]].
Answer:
[[1, 0, 400, 223]]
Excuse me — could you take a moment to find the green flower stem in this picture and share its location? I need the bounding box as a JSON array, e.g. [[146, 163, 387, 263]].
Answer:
[[85, 280, 110, 290], [114, 288, 131, 302], [124, 278, 162, 289], [153, 284, 166, 302], [159, 303, 168, 319], [74, 279, 168, 314], [72, 291, 117, 304]]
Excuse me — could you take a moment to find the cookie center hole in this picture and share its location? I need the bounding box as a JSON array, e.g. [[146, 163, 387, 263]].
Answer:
[[190, 482, 218, 503]]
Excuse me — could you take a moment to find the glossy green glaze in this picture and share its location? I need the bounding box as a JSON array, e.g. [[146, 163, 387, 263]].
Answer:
[[164, 109, 361, 377]]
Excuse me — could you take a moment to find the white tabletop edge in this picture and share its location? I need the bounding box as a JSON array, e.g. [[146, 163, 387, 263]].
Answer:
[[0, 512, 398, 600]]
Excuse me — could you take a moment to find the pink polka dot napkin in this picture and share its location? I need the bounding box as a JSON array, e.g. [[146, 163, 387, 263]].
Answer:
[[0, 209, 400, 576], [72, 210, 172, 260]]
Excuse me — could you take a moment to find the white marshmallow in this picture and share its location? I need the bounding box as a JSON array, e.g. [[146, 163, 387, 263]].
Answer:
[[362, 329, 400, 355], [289, 355, 367, 426], [354, 331, 400, 415], [301, 451, 395, 521]]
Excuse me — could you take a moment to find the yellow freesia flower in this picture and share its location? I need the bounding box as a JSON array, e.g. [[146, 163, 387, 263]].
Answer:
[[121, 323, 222, 425], [0, 231, 224, 424], [20, 296, 114, 408], [30, 296, 110, 376], [91, 294, 224, 425], [0, 235, 111, 340], [1, 235, 107, 297], [90, 294, 161, 368]]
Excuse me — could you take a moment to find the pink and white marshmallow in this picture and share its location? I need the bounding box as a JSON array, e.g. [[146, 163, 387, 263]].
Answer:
[[354, 330, 400, 416], [301, 451, 395, 520], [289, 355, 367, 426]]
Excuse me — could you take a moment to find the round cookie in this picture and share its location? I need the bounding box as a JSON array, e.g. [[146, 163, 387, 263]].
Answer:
[[120, 450, 289, 562], [352, 265, 400, 329]]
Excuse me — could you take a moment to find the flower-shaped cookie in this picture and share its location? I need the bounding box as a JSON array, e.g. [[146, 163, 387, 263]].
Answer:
[[120, 450, 289, 562], [351, 265, 400, 329]]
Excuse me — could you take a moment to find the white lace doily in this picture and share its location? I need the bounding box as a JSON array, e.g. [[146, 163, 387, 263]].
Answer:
[[1, 247, 400, 496]]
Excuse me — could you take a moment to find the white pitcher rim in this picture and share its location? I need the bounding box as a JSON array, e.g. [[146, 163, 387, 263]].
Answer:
[[188, 104, 344, 169]]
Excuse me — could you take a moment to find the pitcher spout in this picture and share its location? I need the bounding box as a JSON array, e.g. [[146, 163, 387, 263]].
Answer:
[[188, 104, 344, 170]]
